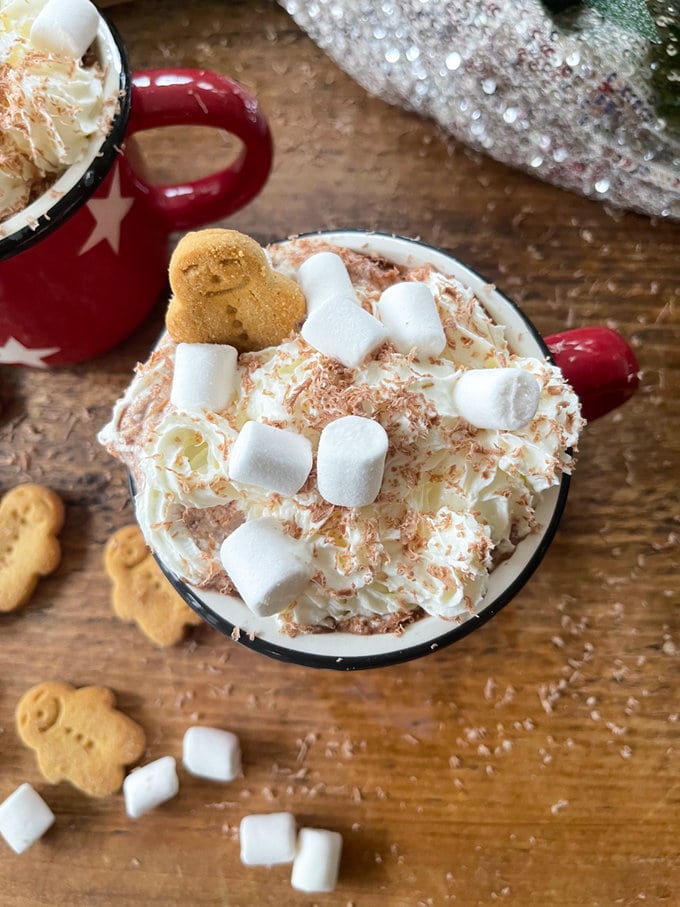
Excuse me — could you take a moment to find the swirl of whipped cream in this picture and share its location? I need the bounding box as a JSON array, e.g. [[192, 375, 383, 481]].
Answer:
[[113, 256, 584, 631], [0, 0, 106, 220]]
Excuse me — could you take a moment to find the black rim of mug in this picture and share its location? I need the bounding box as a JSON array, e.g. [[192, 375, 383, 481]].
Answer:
[[0, 16, 131, 264], [131, 231, 572, 671]]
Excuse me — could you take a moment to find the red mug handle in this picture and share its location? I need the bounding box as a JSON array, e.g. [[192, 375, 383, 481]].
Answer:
[[545, 326, 640, 422], [126, 69, 273, 231]]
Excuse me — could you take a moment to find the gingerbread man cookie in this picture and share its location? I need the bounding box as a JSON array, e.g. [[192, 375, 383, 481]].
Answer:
[[166, 228, 306, 351], [0, 484, 64, 612], [16, 682, 146, 798], [104, 525, 202, 647]]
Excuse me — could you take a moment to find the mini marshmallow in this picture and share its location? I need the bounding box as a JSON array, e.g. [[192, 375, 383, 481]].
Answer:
[[228, 421, 312, 495], [171, 342, 238, 413], [123, 756, 179, 820], [30, 0, 100, 59], [377, 281, 446, 357], [240, 812, 297, 866], [297, 251, 357, 313], [301, 296, 387, 370], [0, 784, 54, 855], [291, 828, 343, 893], [183, 726, 241, 783], [220, 518, 310, 617], [317, 415, 389, 507], [452, 367, 541, 431]]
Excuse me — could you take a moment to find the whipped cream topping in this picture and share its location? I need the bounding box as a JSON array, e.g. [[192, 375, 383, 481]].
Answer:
[[0, 0, 109, 221], [100, 239, 583, 634]]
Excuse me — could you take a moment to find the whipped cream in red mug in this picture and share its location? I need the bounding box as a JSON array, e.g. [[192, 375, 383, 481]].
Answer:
[[0, 2, 271, 367]]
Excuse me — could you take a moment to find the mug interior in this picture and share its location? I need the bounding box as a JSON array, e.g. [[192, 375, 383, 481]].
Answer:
[[153, 232, 571, 670], [0, 16, 128, 254]]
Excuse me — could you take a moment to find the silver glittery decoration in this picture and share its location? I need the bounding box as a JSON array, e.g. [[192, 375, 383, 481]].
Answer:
[[281, 0, 680, 219]]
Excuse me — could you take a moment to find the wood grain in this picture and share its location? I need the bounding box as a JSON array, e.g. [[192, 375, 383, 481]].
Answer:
[[1, 1, 678, 904]]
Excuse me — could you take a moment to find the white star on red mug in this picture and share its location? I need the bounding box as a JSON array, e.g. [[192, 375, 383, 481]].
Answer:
[[0, 336, 60, 368], [79, 165, 135, 256]]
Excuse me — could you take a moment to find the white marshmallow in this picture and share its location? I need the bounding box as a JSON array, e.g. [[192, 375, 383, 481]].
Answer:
[[0, 784, 54, 855], [240, 812, 297, 866], [171, 342, 238, 413], [30, 0, 100, 59], [452, 367, 541, 431], [291, 828, 343, 893], [377, 281, 447, 357], [123, 756, 179, 820], [228, 421, 312, 495], [297, 251, 357, 313], [182, 726, 241, 783], [301, 296, 387, 370], [317, 415, 388, 507], [220, 518, 310, 617]]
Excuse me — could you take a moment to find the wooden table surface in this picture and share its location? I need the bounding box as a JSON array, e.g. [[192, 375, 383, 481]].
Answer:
[[1, 1, 678, 904]]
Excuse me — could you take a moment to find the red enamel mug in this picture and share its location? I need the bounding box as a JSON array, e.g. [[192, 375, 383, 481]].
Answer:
[[0, 17, 272, 368]]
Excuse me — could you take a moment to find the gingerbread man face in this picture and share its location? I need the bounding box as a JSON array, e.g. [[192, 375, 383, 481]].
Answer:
[[174, 236, 259, 297], [106, 522, 147, 570], [16, 682, 146, 798], [166, 228, 306, 351], [15, 682, 67, 745], [0, 484, 64, 612], [104, 525, 202, 647]]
